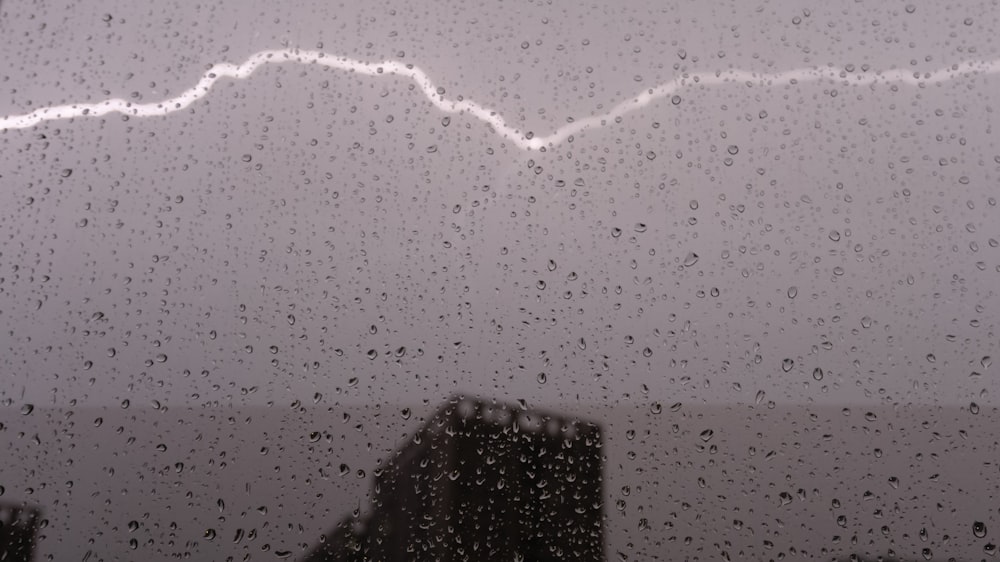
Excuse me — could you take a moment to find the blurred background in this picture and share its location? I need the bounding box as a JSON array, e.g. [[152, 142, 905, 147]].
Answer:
[[1, 0, 999, 560]]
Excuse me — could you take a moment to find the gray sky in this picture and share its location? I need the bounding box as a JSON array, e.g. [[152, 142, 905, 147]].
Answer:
[[2, 0, 997, 410]]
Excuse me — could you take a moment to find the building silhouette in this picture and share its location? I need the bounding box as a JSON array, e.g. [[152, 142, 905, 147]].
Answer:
[[302, 396, 605, 561], [0, 501, 42, 562]]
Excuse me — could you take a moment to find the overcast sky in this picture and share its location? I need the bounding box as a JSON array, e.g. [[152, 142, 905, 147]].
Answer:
[[2, 0, 997, 410]]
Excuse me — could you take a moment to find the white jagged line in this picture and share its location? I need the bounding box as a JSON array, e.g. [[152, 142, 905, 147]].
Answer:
[[1, 49, 998, 150]]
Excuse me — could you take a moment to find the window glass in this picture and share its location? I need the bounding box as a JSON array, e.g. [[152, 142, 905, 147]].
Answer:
[[1, 1, 998, 560]]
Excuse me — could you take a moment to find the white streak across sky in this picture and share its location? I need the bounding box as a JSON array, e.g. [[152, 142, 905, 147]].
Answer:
[[1, 49, 998, 150]]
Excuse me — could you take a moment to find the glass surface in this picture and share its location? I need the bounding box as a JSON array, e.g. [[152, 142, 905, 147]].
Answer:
[[1, 0, 998, 560]]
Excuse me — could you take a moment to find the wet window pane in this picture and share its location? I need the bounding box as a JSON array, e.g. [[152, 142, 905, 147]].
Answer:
[[1, 1, 998, 560]]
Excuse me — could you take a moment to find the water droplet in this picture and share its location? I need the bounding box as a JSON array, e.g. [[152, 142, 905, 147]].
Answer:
[[20, 404, 34, 415], [683, 252, 699, 267], [755, 390, 765, 404], [787, 286, 798, 299], [974, 521, 988, 538], [812, 368, 824, 381], [650, 402, 662, 414], [781, 358, 794, 372], [536, 372, 547, 384], [671, 95, 682, 105], [699, 429, 715, 442], [828, 230, 841, 242], [860, 316, 872, 328]]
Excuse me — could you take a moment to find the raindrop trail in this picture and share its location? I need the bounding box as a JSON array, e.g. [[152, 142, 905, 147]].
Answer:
[[1, 49, 998, 150]]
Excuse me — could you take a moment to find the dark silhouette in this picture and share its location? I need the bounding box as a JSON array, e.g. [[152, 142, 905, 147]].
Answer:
[[302, 396, 605, 561], [0, 501, 42, 562]]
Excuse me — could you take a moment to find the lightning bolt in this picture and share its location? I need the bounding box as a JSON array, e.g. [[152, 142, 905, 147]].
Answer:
[[1, 49, 996, 150]]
